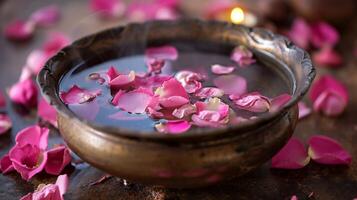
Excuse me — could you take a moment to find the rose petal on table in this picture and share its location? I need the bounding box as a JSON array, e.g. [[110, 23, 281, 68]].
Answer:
[[56, 174, 69, 196], [8, 78, 38, 108], [291, 195, 298, 200], [3, 20, 34, 41], [19, 66, 33, 81], [310, 21, 339, 48], [15, 125, 49, 150], [195, 87, 224, 99], [126, 2, 178, 21], [45, 145, 71, 175], [155, 120, 191, 134], [287, 18, 311, 49], [308, 135, 352, 165], [0, 90, 6, 108], [0, 114, 12, 135], [230, 92, 271, 113], [60, 85, 101, 105], [26, 50, 49, 75], [0, 154, 14, 174], [230, 46, 256, 67], [112, 88, 153, 114], [38, 98, 57, 127], [270, 93, 292, 112], [313, 46, 342, 68], [42, 32, 70, 55], [29, 5, 61, 27], [298, 102, 311, 119], [213, 74, 247, 95], [271, 137, 310, 169], [90, 0, 126, 19], [145, 45, 178, 60], [211, 64, 235, 75]]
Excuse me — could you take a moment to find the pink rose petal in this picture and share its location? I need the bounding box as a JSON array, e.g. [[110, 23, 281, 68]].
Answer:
[[108, 112, 148, 121], [313, 46, 342, 68], [270, 93, 292, 112], [213, 74, 247, 95], [4, 20, 34, 41], [309, 75, 348, 117], [30, 5, 61, 27], [308, 135, 352, 165], [42, 32, 70, 56], [271, 137, 310, 169], [15, 125, 49, 150], [19, 66, 33, 81], [298, 102, 311, 119], [155, 120, 191, 134], [146, 58, 165, 74], [310, 22, 339, 48], [230, 46, 256, 67], [155, 78, 189, 100], [90, 0, 126, 19], [230, 92, 271, 113], [55, 174, 69, 196], [60, 85, 101, 105], [112, 88, 153, 114], [145, 45, 178, 60], [38, 98, 57, 127], [211, 64, 235, 75], [175, 70, 203, 93], [0, 114, 12, 135], [8, 78, 38, 108], [126, 3, 178, 21], [26, 50, 49, 75], [172, 104, 197, 119], [45, 145, 72, 175], [287, 18, 311, 49], [195, 87, 224, 99], [0, 154, 14, 174], [291, 195, 298, 200], [108, 69, 136, 90], [192, 98, 230, 128], [0, 90, 6, 108]]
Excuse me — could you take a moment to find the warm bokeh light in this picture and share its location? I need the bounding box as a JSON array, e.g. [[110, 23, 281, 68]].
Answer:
[[230, 7, 245, 24]]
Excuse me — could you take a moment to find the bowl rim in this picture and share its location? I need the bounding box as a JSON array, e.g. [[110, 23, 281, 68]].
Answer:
[[37, 19, 315, 142]]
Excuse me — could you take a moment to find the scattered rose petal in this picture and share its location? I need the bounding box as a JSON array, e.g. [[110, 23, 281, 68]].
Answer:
[[270, 93, 292, 112], [154, 78, 189, 108], [145, 45, 178, 60], [146, 58, 165, 74], [15, 125, 49, 150], [309, 75, 348, 117], [29, 5, 61, 27], [271, 137, 310, 169], [310, 22, 339, 48], [112, 88, 153, 114], [42, 32, 70, 56], [45, 145, 71, 175], [291, 195, 298, 200], [0, 90, 6, 108], [195, 87, 224, 99], [0, 154, 14, 174], [230, 46, 256, 67], [90, 0, 126, 19], [89, 174, 112, 186], [313, 46, 342, 68], [308, 135, 352, 165], [4, 20, 34, 41], [60, 85, 101, 105], [172, 104, 196, 119], [298, 102, 311, 119], [192, 98, 230, 128], [38, 98, 57, 127], [211, 64, 235, 75], [155, 120, 191, 134], [175, 70, 203, 93], [26, 50, 49, 75], [287, 18, 311, 49], [8, 78, 38, 108], [230, 92, 271, 113], [126, 3, 178, 21], [0, 114, 12, 135], [213, 74, 247, 95], [19, 66, 33, 81]]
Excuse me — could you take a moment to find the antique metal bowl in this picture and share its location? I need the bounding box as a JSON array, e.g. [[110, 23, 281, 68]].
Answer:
[[38, 19, 315, 188]]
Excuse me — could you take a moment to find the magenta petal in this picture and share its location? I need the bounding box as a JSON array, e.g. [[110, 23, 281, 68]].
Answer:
[[287, 18, 311, 49], [55, 174, 69, 196], [271, 138, 310, 169], [298, 102, 311, 119], [230, 92, 271, 113], [45, 146, 71, 175], [109, 71, 136, 88], [0, 90, 6, 108], [0, 154, 14, 174], [126, 3, 177, 21], [145, 45, 178, 60], [112, 89, 152, 114], [0, 114, 12, 135], [308, 135, 352, 165], [90, 0, 126, 19], [38, 98, 57, 127], [310, 22, 339, 48], [213, 74, 247, 95], [108, 112, 148, 121], [155, 120, 191, 134], [42, 32, 70, 55], [154, 0, 180, 8], [15, 125, 49, 150], [4, 20, 34, 41], [313, 47, 342, 68], [270, 93, 292, 112], [156, 78, 189, 100], [30, 5, 61, 27], [60, 85, 101, 105], [195, 87, 224, 99], [8, 78, 38, 108], [211, 64, 235, 75], [146, 58, 165, 74]]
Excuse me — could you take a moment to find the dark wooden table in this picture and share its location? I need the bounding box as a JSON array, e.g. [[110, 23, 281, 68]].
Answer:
[[1, 0, 356, 199]]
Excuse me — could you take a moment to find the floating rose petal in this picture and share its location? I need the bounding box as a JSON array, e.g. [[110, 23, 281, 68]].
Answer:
[[287, 18, 311, 49], [155, 78, 189, 107], [0, 114, 12, 135], [270, 93, 292, 112], [213, 74, 247, 95], [192, 98, 230, 128], [4, 20, 34, 41], [230, 46, 256, 67], [172, 104, 196, 119], [309, 75, 348, 117], [0, 90, 6, 108], [45, 145, 71, 175], [175, 70, 203, 93], [155, 120, 191, 134], [90, 0, 126, 19], [155, 0, 180, 8], [195, 87, 224, 99], [8, 78, 38, 108], [107, 68, 136, 90], [60, 85, 101, 105], [298, 102, 311, 119], [146, 58, 165, 74], [145, 45, 178, 60], [135, 75, 172, 89], [271, 137, 310, 169], [108, 112, 148, 121], [29, 5, 61, 27], [112, 88, 153, 114], [308, 135, 352, 165], [310, 22, 339, 48], [211, 64, 235, 75], [15, 125, 49, 150], [230, 92, 271, 113], [0, 154, 14, 174], [38, 98, 57, 127], [313, 46, 342, 68]]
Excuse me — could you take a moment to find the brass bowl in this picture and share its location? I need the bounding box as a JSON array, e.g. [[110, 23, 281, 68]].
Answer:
[[38, 20, 315, 188]]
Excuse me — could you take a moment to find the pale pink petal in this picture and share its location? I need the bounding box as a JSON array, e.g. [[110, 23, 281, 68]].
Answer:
[[32, 184, 61, 200], [192, 98, 230, 127], [112, 88, 153, 114], [90, 0, 126, 19], [155, 78, 189, 99], [159, 96, 189, 108], [313, 46, 342, 68], [0, 154, 14, 174], [287, 18, 311, 49], [26, 50, 49, 75], [19, 66, 33, 81], [308, 135, 352, 165], [0, 90, 6, 108], [155, 120, 191, 134], [38, 98, 57, 127], [213, 74, 247, 95], [310, 22, 339, 48], [298, 102, 311, 119], [230, 46, 256, 67], [230, 92, 271, 113], [126, 3, 177, 21], [271, 137, 310, 169], [146, 58, 165, 74], [270, 93, 292, 112], [30, 5, 61, 27], [108, 112, 148, 121], [291, 195, 298, 200], [42, 32, 70, 55], [4, 20, 34, 41], [69, 100, 99, 121], [145, 45, 178, 60], [195, 87, 224, 99], [60, 85, 101, 105], [211, 64, 235, 75], [0, 114, 12, 135], [15, 125, 49, 150], [108, 70, 136, 90], [55, 174, 69, 196], [8, 78, 38, 108], [45, 145, 71, 175], [175, 70, 203, 93], [153, 6, 178, 20], [172, 104, 196, 119]]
